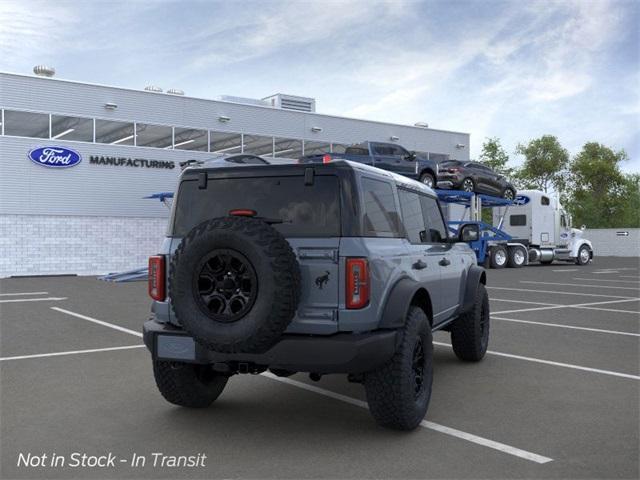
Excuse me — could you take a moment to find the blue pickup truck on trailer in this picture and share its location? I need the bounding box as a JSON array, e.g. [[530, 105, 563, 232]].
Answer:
[[299, 141, 439, 189]]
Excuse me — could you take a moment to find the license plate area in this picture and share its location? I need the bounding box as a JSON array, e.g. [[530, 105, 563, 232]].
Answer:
[[156, 334, 196, 361]]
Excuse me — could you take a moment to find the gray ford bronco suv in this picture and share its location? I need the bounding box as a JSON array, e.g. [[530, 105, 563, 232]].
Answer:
[[144, 160, 489, 430]]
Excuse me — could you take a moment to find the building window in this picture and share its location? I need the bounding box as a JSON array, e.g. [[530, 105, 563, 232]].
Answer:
[[95, 119, 135, 145], [331, 143, 348, 154], [303, 140, 330, 156], [273, 137, 303, 159], [173, 127, 208, 151], [3, 110, 49, 138], [210, 131, 243, 154], [136, 123, 173, 149], [243, 134, 274, 156], [428, 153, 450, 163], [51, 114, 93, 142]]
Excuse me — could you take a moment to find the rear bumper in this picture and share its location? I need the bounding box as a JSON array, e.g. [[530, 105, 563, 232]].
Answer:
[[143, 319, 398, 374]]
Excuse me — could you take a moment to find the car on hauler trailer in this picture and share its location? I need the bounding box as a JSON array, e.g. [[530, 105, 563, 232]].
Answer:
[[144, 160, 489, 430]]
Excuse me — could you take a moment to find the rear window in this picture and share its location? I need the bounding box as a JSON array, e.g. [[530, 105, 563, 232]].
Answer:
[[172, 175, 340, 237], [361, 177, 402, 237], [440, 160, 462, 167], [345, 145, 369, 156]]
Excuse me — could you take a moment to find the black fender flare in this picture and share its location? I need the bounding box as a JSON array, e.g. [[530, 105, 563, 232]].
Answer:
[[419, 167, 436, 180], [379, 278, 432, 329], [460, 265, 486, 314]]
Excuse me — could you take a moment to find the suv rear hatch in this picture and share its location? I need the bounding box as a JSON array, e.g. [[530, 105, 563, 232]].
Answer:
[[169, 168, 343, 334]]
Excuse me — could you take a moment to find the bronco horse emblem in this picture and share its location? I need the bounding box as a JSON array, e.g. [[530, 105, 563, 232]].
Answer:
[[315, 271, 330, 290]]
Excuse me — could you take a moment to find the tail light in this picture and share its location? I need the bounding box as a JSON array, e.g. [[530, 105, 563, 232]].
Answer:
[[322, 154, 332, 164], [346, 258, 369, 309], [447, 167, 460, 173], [148, 256, 165, 301], [229, 209, 257, 217]]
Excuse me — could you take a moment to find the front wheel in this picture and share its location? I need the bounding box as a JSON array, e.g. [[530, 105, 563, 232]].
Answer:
[[576, 245, 591, 265], [153, 360, 228, 408], [364, 306, 433, 431], [450, 283, 490, 361], [419, 172, 435, 189]]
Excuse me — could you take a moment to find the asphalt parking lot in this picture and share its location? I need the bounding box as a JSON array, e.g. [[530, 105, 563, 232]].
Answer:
[[1, 257, 639, 479]]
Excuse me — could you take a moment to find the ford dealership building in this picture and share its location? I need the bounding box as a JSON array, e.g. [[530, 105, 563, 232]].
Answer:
[[0, 70, 470, 277]]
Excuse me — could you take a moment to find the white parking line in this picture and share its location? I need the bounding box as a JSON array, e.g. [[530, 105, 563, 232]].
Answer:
[[491, 298, 558, 306], [620, 275, 640, 279], [0, 345, 145, 362], [552, 269, 579, 272], [51, 307, 143, 338], [573, 278, 640, 284], [492, 316, 640, 337], [492, 298, 640, 315], [488, 286, 636, 299], [0, 297, 67, 304], [0, 291, 49, 296], [262, 372, 553, 464], [520, 281, 640, 291], [433, 342, 640, 380]]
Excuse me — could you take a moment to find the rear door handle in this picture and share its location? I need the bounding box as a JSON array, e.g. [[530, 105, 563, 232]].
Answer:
[[412, 260, 427, 270], [439, 257, 451, 267]]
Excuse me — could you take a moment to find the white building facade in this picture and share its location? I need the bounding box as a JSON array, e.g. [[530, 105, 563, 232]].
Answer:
[[0, 72, 470, 277]]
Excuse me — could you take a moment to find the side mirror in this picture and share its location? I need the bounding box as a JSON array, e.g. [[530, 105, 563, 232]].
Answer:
[[581, 224, 586, 231], [459, 224, 480, 242], [405, 151, 417, 161]]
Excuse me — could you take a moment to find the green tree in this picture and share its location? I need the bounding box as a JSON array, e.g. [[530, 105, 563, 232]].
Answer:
[[479, 137, 513, 177], [564, 142, 637, 228], [515, 135, 569, 193]]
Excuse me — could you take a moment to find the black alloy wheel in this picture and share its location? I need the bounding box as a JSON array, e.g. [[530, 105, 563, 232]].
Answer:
[[194, 249, 258, 323]]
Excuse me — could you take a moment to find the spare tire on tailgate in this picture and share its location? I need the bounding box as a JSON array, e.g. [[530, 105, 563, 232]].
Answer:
[[169, 216, 301, 353]]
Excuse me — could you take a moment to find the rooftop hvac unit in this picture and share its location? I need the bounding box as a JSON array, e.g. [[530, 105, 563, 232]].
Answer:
[[33, 65, 55, 77], [144, 85, 163, 92], [167, 88, 185, 95], [262, 94, 316, 113]]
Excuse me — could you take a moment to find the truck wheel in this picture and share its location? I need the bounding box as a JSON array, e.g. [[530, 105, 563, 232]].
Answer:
[[490, 245, 508, 269], [364, 306, 433, 431], [450, 283, 489, 361], [170, 216, 301, 354], [419, 172, 435, 189], [576, 245, 591, 265], [507, 246, 526, 268], [153, 360, 228, 408], [462, 178, 475, 192]]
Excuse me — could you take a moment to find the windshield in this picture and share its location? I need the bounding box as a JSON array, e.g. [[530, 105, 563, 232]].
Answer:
[[172, 174, 341, 237]]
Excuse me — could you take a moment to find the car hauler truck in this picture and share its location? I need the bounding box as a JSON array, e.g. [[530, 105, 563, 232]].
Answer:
[[440, 189, 594, 268], [493, 190, 593, 266]]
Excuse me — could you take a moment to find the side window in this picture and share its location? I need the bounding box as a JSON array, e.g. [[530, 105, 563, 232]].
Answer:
[[398, 189, 427, 243], [561, 215, 567, 228], [390, 145, 409, 158], [541, 196, 550, 206], [510, 214, 527, 226], [362, 178, 402, 237], [420, 195, 448, 243]]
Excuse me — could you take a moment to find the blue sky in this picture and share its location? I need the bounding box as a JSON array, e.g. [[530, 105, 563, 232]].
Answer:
[[1, 0, 638, 171]]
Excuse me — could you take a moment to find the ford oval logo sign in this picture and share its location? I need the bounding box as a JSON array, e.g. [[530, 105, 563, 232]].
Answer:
[[513, 195, 530, 206], [28, 146, 82, 168]]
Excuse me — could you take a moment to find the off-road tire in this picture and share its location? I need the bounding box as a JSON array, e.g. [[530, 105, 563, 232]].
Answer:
[[450, 283, 489, 361], [153, 360, 228, 408], [419, 172, 435, 189], [170, 216, 301, 353], [490, 245, 508, 269], [364, 306, 433, 431], [507, 245, 526, 268]]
